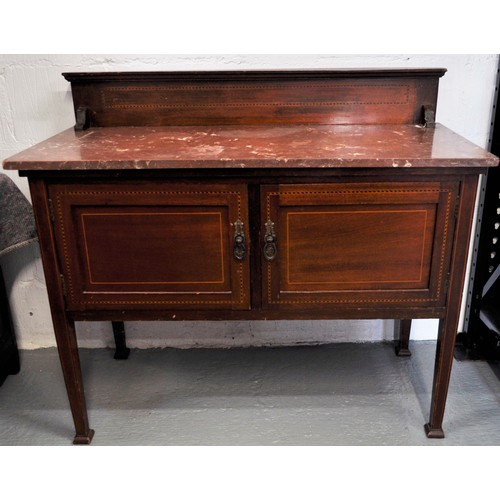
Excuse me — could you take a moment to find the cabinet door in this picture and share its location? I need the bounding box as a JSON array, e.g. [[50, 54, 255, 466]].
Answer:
[[261, 182, 457, 313], [49, 182, 250, 311]]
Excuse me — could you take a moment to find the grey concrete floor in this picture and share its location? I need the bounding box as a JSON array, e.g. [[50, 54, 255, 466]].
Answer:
[[0, 341, 499, 445]]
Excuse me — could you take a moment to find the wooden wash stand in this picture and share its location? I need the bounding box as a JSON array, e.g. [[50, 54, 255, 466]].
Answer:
[[3, 69, 498, 444]]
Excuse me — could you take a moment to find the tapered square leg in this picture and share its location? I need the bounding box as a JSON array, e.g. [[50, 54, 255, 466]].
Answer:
[[425, 176, 479, 439], [29, 178, 95, 445], [54, 316, 94, 444], [395, 319, 412, 356]]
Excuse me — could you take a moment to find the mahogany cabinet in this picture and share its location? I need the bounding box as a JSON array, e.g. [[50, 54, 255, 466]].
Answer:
[[3, 69, 498, 444]]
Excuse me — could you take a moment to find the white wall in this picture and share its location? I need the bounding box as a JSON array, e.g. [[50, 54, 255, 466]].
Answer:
[[1, 54, 498, 349]]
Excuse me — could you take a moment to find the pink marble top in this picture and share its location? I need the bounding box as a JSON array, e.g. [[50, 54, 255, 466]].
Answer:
[[3, 123, 498, 171]]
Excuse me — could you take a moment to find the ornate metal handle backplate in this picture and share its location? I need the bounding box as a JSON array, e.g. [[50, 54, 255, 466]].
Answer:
[[233, 220, 246, 261], [263, 219, 277, 261]]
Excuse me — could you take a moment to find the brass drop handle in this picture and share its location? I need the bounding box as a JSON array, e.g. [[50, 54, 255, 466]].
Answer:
[[233, 220, 246, 261], [263, 220, 277, 261]]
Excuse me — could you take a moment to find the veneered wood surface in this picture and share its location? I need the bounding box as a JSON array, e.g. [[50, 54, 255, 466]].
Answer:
[[3, 124, 498, 171], [62, 69, 445, 127], [262, 182, 457, 311], [284, 209, 434, 287], [81, 211, 227, 285], [48, 182, 251, 311]]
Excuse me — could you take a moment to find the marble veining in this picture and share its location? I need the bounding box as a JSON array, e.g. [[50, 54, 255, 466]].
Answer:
[[3, 123, 499, 171]]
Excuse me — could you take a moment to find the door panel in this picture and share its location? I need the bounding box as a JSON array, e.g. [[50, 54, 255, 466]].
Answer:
[[80, 209, 227, 289], [49, 182, 250, 311], [284, 207, 434, 289], [262, 182, 457, 310]]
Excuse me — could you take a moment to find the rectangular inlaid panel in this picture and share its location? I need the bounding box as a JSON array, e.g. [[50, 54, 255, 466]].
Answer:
[[285, 208, 433, 289], [87, 79, 419, 126], [48, 182, 250, 311], [81, 210, 226, 287], [102, 83, 409, 110]]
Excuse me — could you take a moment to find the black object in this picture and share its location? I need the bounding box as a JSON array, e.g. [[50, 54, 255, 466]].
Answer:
[[112, 321, 130, 360], [0, 266, 20, 386], [459, 61, 500, 360]]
